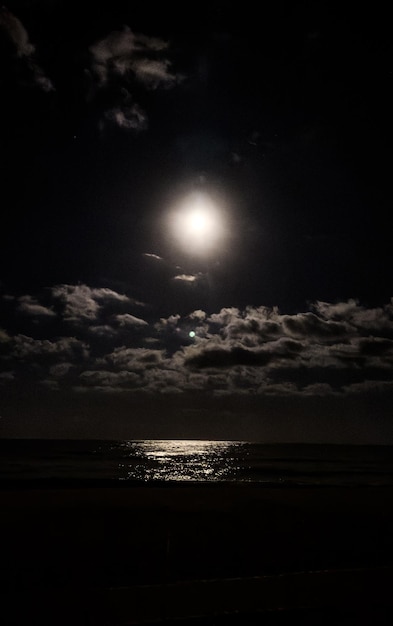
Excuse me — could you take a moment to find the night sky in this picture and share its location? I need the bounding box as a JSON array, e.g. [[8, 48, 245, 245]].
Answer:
[[0, 1, 392, 442]]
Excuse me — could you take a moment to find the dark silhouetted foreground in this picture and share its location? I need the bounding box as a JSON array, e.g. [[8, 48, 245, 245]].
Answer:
[[1, 483, 393, 624]]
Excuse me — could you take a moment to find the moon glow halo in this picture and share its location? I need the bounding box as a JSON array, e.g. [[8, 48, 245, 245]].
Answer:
[[170, 192, 225, 254]]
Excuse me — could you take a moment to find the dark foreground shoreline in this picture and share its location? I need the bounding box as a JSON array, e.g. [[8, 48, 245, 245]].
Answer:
[[1, 482, 393, 624]]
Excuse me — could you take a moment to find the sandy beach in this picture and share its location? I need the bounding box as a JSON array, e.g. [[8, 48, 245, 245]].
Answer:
[[1, 482, 392, 624]]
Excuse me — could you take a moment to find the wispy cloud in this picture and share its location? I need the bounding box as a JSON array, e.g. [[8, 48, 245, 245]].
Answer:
[[89, 25, 180, 131], [101, 347, 165, 371], [143, 253, 163, 261], [132, 58, 177, 89], [17, 295, 56, 318], [173, 274, 198, 282], [115, 314, 148, 327], [89, 26, 173, 87], [104, 102, 148, 132], [0, 7, 34, 57], [0, 6, 54, 92]]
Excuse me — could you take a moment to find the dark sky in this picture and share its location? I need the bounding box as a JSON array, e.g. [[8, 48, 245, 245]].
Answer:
[[0, 1, 392, 442]]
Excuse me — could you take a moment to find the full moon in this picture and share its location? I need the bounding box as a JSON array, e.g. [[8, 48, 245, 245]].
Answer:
[[170, 191, 225, 254]]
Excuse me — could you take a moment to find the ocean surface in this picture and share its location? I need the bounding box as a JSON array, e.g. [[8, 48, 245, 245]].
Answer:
[[1, 439, 393, 486]]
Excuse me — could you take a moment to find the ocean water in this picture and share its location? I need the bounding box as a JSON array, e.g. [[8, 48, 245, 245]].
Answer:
[[1, 439, 393, 486]]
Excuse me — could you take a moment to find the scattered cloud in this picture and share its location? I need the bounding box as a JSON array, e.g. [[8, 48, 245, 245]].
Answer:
[[79, 369, 140, 388], [104, 102, 148, 132], [89, 26, 173, 87], [39, 379, 59, 390], [343, 380, 393, 394], [101, 346, 165, 371], [173, 274, 198, 282], [87, 325, 119, 338], [49, 362, 73, 378], [0, 6, 54, 91], [132, 58, 177, 89], [185, 344, 273, 369], [0, 370, 15, 381], [2, 288, 393, 398], [208, 307, 240, 327], [0, 7, 33, 57], [0, 328, 11, 343], [143, 253, 163, 261], [17, 295, 56, 318], [51, 284, 130, 322], [89, 25, 180, 132], [281, 312, 349, 340], [314, 299, 393, 333], [115, 314, 148, 327], [189, 310, 207, 322], [155, 314, 181, 331]]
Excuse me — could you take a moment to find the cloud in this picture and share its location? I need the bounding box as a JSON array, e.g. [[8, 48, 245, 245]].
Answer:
[[89, 25, 180, 132], [104, 102, 148, 132], [39, 379, 59, 390], [357, 337, 393, 357], [189, 310, 207, 322], [185, 344, 273, 369], [281, 312, 349, 340], [0, 7, 54, 91], [259, 381, 300, 396], [79, 369, 140, 389], [17, 295, 56, 318], [0, 7, 35, 57], [52, 284, 130, 322], [11, 335, 89, 361], [49, 362, 73, 378], [220, 307, 282, 344], [142, 368, 185, 393], [29, 62, 54, 92], [88, 325, 119, 338], [0, 371, 15, 382], [115, 314, 148, 327], [314, 299, 360, 320], [155, 314, 181, 331], [208, 308, 240, 327], [89, 26, 173, 87], [173, 274, 198, 282], [102, 346, 165, 371], [343, 380, 393, 394], [3, 335, 88, 383], [314, 299, 393, 332], [143, 253, 163, 261], [3, 286, 393, 400], [303, 383, 338, 396], [0, 328, 11, 342], [132, 58, 177, 89], [52, 285, 98, 321]]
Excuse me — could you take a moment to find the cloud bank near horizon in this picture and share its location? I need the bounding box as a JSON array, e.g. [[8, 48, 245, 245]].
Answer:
[[1, 284, 393, 401]]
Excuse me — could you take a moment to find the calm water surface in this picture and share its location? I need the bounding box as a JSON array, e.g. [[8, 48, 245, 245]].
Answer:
[[1, 439, 393, 485]]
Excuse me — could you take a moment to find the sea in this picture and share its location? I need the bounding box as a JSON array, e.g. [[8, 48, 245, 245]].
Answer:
[[1, 439, 393, 486]]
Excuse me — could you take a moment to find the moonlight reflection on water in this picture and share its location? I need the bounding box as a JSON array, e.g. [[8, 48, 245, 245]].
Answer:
[[116, 440, 240, 482]]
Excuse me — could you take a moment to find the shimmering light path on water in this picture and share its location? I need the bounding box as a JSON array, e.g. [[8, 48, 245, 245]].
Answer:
[[1, 439, 393, 485], [115, 440, 241, 482]]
